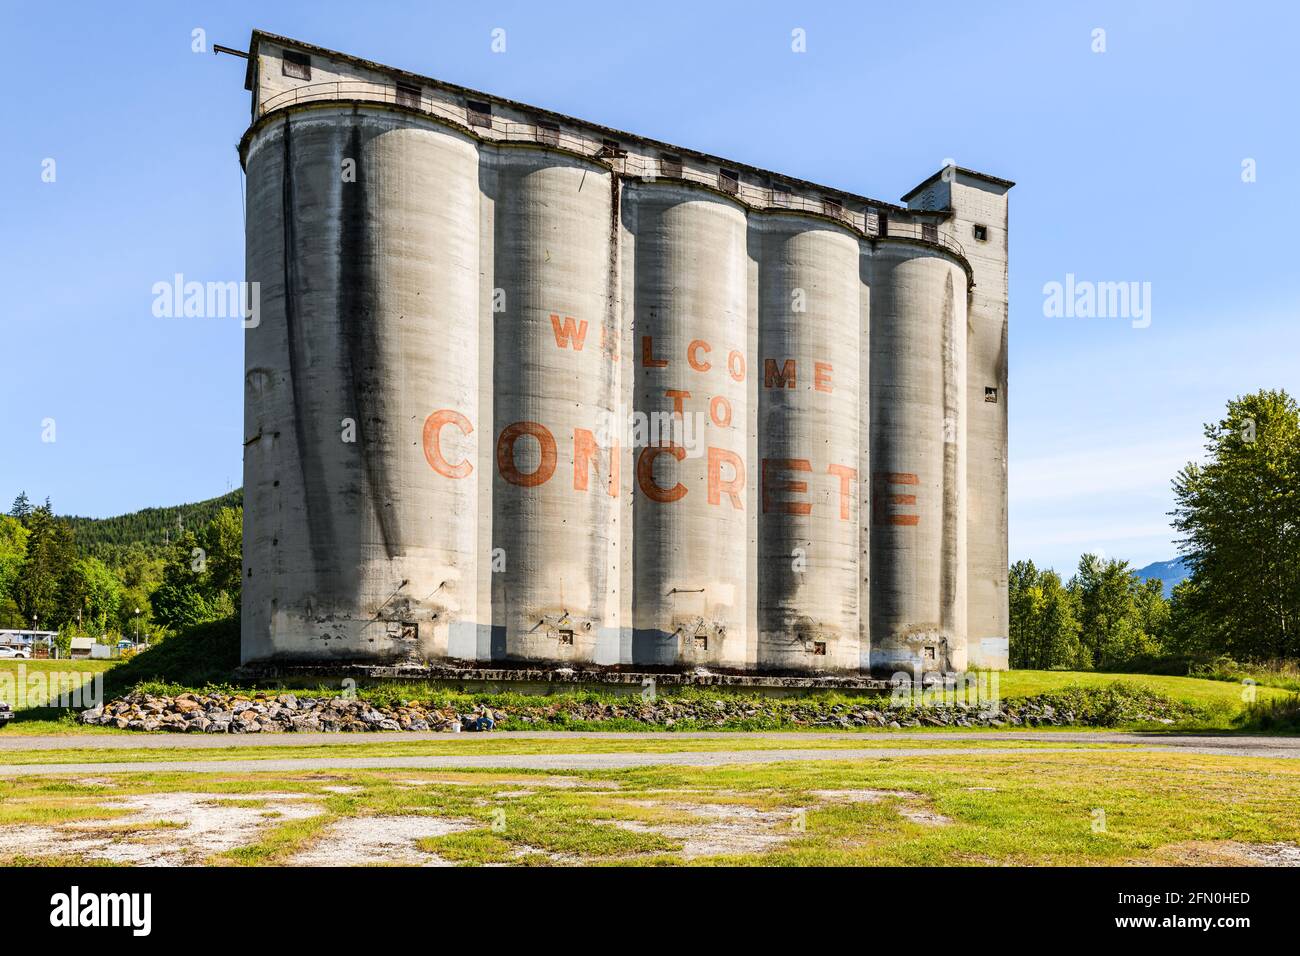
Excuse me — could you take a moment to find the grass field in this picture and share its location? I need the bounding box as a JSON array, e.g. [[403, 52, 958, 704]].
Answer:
[[994, 669, 1282, 710], [2, 748, 1297, 866]]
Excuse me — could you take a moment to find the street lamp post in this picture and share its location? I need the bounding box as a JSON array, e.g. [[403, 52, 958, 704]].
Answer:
[[134, 608, 141, 646]]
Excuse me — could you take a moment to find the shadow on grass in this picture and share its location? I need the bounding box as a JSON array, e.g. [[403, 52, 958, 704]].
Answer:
[[4, 617, 240, 730]]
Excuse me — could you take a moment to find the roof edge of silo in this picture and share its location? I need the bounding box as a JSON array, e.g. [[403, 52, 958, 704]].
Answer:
[[900, 166, 1016, 204], [243, 28, 933, 216]]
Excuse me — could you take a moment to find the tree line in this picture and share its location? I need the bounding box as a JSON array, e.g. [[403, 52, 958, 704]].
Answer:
[[0, 492, 243, 646], [1012, 389, 1300, 669]]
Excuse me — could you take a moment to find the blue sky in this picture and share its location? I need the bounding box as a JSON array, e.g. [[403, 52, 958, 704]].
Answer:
[[3, 0, 1297, 575]]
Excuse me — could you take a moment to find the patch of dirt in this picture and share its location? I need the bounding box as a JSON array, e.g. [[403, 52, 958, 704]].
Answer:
[[393, 776, 618, 790], [1146, 841, 1300, 867], [809, 789, 921, 803], [0, 792, 324, 866], [607, 800, 803, 859], [285, 815, 477, 866], [810, 788, 952, 826], [896, 806, 952, 826]]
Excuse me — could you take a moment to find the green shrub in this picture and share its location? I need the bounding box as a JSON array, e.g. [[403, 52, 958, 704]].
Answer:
[[1235, 694, 1300, 732]]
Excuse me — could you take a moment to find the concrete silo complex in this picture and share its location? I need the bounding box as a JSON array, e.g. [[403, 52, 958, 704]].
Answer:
[[237, 31, 1012, 679]]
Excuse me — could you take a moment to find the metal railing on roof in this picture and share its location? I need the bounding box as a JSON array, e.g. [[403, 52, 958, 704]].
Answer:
[[258, 80, 965, 259]]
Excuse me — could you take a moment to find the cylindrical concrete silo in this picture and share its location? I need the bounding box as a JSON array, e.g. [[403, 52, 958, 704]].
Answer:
[[868, 244, 969, 674], [241, 108, 483, 663], [627, 182, 750, 670], [754, 216, 862, 673], [487, 149, 618, 665]]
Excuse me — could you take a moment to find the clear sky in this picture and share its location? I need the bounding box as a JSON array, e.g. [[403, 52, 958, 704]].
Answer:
[[3, 0, 1297, 575]]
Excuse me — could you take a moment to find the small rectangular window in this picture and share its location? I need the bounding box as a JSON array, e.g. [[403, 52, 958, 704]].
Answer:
[[822, 197, 843, 219], [973, 223, 989, 241], [536, 120, 560, 147], [877, 211, 889, 237], [922, 222, 938, 243], [719, 168, 739, 195], [693, 633, 708, 650], [923, 645, 936, 661], [281, 50, 311, 80], [812, 641, 827, 656], [395, 83, 421, 109], [556, 629, 575, 646], [599, 138, 626, 158], [466, 100, 492, 128], [985, 386, 998, 403], [659, 154, 683, 178]]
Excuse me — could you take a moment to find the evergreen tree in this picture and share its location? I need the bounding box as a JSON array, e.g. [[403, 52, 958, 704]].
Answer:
[[9, 491, 31, 520], [1172, 389, 1300, 660], [13, 503, 77, 629]]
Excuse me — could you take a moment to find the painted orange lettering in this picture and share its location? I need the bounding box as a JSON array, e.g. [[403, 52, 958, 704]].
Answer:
[[664, 389, 691, 416], [687, 339, 712, 372], [708, 447, 745, 510], [872, 472, 920, 526], [727, 350, 746, 382], [814, 362, 833, 393], [826, 463, 857, 520], [641, 335, 668, 368], [497, 422, 557, 488], [549, 313, 588, 350], [636, 444, 687, 502], [573, 428, 619, 497], [764, 358, 796, 389], [762, 458, 811, 515], [422, 410, 474, 479], [709, 395, 732, 427]]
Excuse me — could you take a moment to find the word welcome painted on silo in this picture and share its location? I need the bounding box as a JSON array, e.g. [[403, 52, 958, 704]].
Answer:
[[422, 313, 922, 526]]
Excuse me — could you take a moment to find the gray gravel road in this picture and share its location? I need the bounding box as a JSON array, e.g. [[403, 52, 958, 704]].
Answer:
[[2, 729, 1296, 751], [0, 731, 1296, 776]]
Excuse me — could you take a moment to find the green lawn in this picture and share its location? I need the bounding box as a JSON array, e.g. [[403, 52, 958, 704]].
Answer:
[[994, 669, 1287, 710], [0, 659, 114, 675], [1, 748, 1296, 866]]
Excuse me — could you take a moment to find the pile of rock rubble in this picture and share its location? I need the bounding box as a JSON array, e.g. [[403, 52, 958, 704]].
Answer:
[[80, 692, 502, 734]]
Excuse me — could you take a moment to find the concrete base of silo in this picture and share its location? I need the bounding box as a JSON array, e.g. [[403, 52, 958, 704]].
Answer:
[[232, 660, 900, 696]]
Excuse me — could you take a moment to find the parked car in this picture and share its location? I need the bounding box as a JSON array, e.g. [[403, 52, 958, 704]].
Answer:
[[0, 646, 29, 659], [0, 701, 13, 726]]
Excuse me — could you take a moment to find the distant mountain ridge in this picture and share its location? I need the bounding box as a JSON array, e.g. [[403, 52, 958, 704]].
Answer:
[[1136, 557, 1190, 597], [65, 489, 243, 559]]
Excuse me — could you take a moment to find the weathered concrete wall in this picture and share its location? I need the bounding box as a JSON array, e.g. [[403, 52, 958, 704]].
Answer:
[[487, 150, 618, 666], [239, 36, 1009, 675], [867, 245, 968, 674], [950, 176, 1011, 671], [243, 111, 484, 663], [627, 184, 751, 669], [754, 217, 863, 673]]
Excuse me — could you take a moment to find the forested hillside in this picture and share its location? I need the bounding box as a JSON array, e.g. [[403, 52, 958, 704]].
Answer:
[[67, 489, 242, 562]]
